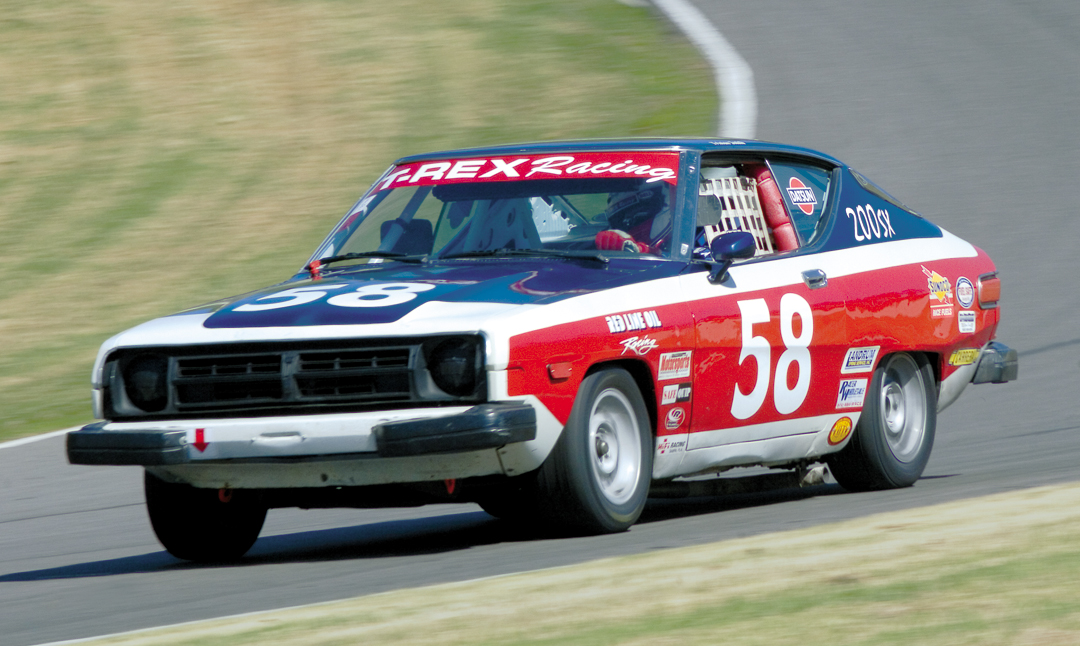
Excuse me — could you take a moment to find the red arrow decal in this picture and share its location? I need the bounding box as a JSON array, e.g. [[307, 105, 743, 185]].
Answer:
[[193, 428, 209, 452]]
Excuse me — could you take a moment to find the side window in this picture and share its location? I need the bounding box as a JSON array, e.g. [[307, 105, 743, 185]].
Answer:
[[766, 161, 832, 245], [697, 165, 778, 256], [696, 161, 799, 256]]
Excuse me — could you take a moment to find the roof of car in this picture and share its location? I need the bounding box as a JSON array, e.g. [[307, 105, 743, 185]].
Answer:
[[394, 138, 844, 167]]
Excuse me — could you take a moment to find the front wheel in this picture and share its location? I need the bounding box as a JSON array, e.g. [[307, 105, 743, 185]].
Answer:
[[534, 368, 653, 534], [144, 471, 267, 562], [827, 353, 937, 491]]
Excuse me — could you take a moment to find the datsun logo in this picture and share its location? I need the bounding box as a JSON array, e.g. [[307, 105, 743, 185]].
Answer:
[[786, 177, 817, 215]]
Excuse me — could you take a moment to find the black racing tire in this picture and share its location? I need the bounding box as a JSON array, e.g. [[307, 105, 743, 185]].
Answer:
[[827, 352, 937, 492], [144, 471, 267, 562], [533, 368, 653, 534], [473, 473, 541, 522]]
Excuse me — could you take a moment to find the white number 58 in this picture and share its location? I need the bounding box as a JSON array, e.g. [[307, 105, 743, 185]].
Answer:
[[731, 293, 813, 420]]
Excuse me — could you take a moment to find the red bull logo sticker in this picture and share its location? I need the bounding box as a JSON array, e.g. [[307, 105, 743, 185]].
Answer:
[[786, 177, 817, 215]]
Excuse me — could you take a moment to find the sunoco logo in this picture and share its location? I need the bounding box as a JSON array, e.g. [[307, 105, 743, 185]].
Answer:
[[787, 177, 817, 215]]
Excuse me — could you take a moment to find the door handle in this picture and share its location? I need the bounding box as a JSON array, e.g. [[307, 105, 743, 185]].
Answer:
[[802, 269, 828, 289]]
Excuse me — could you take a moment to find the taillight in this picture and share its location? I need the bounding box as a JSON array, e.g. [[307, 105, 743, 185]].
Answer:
[[977, 272, 1000, 309]]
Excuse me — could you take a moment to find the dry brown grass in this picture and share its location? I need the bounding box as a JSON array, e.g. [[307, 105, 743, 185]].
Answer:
[[73, 482, 1080, 646], [0, 0, 714, 438]]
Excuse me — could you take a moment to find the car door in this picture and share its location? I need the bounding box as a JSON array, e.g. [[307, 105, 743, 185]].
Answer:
[[673, 158, 850, 475]]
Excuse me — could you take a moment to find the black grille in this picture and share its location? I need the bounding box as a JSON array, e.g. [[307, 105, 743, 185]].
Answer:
[[295, 348, 411, 401], [175, 354, 284, 407], [105, 338, 484, 421]]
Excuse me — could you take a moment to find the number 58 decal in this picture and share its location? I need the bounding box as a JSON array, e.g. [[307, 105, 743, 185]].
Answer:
[[731, 293, 813, 420], [234, 283, 436, 312]]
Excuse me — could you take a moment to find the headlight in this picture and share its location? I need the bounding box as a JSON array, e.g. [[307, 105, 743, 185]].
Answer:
[[427, 338, 481, 397], [122, 353, 169, 412]]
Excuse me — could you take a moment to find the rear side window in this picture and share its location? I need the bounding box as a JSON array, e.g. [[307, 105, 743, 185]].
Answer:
[[768, 161, 831, 245]]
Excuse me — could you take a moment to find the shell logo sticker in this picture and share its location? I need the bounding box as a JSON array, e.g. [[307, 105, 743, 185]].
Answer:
[[786, 177, 817, 215], [828, 417, 853, 445]]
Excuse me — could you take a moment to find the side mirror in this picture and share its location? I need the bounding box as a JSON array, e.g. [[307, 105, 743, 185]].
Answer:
[[707, 231, 756, 283]]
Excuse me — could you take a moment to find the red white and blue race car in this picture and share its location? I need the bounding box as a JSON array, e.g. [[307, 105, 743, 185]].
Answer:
[[68, 139, 1017, 561]]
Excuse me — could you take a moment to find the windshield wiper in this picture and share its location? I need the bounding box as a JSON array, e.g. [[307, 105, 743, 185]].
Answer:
[[305, 251, 427, 277], [438, 249, 608, 264], [310, 251, 427, 267]]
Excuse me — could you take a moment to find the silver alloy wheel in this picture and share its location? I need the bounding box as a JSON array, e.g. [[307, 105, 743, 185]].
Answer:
[[588, 387, 643, 506], [880, 353, 928, 463]]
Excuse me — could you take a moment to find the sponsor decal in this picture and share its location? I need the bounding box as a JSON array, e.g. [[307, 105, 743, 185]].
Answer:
[[828, 417, 853, 445], [656, 437, 687, 455], [841, 346, 879, 374], [922, 266, 954, 318], [956, 277, 975, 309], [620, 335, 659, 356], [605, 310, 662, 333], [233, 282, 436, 312], [375, 152, 680, 191], [665, 407, 686, 430], [836, 379, 868, 409], [949, 348, 980, 366], [845, 203, 896, 242], [958, 310, 976, 333], [786, 177, 817, 215], [661, 382, 692, 405], [658, 351, 692, 380]]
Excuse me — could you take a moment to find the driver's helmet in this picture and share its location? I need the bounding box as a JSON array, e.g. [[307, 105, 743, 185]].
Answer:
[[605, 184, 669, 242]]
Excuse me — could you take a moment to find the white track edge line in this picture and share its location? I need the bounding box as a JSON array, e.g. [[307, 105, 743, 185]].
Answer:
[[0, 426, 80, 451], [651, 0, 757, 138]]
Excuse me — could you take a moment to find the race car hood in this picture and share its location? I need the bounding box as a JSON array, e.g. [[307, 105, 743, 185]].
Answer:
[[200, 258, 680, 328], [92, 257, 687, 385]]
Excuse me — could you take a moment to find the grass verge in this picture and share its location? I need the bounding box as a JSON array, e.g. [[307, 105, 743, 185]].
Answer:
[[70, 482, 1080, 646], [0, 0, 715, 440]]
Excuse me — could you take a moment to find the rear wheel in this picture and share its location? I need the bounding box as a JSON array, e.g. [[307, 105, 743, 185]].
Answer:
[[827, 353, 937, 491], [144, 471, 267, 562], [534, 368, 652, 534]]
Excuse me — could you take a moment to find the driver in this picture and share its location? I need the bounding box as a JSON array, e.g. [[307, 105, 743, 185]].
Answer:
[[595, 184, 670, 254]]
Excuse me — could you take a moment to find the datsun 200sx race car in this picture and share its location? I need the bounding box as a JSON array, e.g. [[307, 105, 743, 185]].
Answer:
[[68, 139, 1018, 562]]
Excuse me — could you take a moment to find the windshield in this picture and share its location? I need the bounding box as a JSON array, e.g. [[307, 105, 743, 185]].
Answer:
[[310, 151, 680, 265]]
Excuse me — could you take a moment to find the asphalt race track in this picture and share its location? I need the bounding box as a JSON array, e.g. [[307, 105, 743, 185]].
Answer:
[[4, 2, 1079, 644]]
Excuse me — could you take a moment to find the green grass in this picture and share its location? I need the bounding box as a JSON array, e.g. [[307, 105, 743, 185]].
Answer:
[[0, 0, 715, 440], [70, 483, 1080, 645]]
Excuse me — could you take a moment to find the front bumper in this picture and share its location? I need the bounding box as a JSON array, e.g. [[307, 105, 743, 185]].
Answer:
[[67, 401, 536, 467]]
